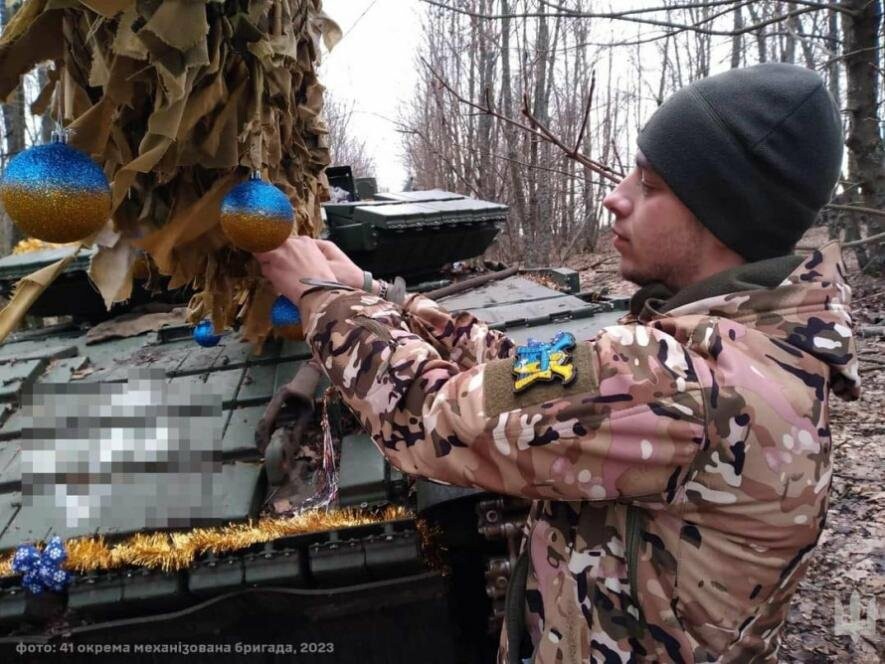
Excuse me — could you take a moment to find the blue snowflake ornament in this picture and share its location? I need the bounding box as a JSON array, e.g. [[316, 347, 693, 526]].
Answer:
[[13, 536, 71, 594]]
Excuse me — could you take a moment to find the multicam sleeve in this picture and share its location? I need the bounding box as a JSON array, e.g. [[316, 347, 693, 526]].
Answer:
[[303, 287, 711, 501], [398, 293, 516, 369]]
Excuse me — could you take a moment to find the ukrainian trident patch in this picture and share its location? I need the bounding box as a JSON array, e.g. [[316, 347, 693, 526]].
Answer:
[[512, 331, 577, 393]]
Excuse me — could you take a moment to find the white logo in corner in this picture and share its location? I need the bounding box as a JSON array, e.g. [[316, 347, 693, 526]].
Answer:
[[834, 590, 879, 643]]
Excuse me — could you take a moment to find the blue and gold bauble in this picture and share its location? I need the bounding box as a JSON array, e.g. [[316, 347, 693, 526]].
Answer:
[[220, 172, 294, 253], [193, 320, 222, 347], [270, 295, 302, 340], [0, 136, 110, 243]]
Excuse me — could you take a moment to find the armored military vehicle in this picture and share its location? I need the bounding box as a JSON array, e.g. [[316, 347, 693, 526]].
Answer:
[[0, 187, 626, 662]]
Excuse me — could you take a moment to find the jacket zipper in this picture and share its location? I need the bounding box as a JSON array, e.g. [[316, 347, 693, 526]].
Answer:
[[624, 504, 646, 636], [505, 549, 530, 664]]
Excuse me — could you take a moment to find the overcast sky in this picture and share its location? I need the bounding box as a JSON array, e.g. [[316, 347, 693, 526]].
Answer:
[[320, 1, 423, 192]]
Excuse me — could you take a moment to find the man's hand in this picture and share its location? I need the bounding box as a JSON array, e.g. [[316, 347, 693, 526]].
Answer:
[[315, 239, 365, 290], [254, 237, 336, 306]]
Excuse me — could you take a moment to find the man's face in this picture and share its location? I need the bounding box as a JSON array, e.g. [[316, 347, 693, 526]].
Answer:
[[602, 152, 706, 290]]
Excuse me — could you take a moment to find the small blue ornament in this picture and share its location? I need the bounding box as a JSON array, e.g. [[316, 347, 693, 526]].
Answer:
[[13, 536, 71, 594], [270, 295, 301, 327], [220, 172, 294, 253], [193, 319, 222, 347], [0, 135, 110, 243]]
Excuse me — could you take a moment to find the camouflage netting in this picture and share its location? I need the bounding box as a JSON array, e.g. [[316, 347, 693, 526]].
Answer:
[[0, 0, 341, 345]]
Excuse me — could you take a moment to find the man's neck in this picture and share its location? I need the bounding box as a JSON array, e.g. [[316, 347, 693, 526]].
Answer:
[[669, 252, 746, 292], [663, 254, 804, 312], [629, 253, 802, 317]]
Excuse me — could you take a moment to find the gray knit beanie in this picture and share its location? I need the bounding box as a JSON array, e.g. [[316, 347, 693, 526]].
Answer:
[[637, 63, 843, 261]]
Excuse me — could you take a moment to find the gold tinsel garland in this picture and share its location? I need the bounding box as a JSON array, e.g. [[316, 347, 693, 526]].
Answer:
[[11, 238, 70, 255], [0, 506, 410, 578]]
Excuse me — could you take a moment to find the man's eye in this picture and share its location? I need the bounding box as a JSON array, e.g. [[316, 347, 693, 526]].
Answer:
[[640, 179, 653, 194]]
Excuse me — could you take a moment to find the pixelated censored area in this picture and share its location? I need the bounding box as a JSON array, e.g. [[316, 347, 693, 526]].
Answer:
[[20, 369, 223, 530]]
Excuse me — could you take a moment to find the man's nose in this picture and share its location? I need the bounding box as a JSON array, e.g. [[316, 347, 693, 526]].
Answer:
[[603, 180, 633, 220]]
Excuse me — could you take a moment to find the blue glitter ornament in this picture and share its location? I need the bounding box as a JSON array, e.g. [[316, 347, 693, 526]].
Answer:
[[12, 536, 71, 594], [0, 135, 110, 243], [270, 295, 301, 327], [193, 319, 222, 347], [220, 172, 294, 253]]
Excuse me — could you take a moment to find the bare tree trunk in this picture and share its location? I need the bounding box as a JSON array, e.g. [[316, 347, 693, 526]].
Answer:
[[842, 0, 884, 273], [793, 10, 817, 69], [827, 8, 842, 107], [747, 2, 768, 63], [500, 0, 528, 259], [688, 3, 712, 78], [525, 9, 545, 265], [477, 0, 496, 198], [783, 2, 798, 63], [527, 9, 556, 266], [825, 6, 844, 241], [0, 0, 26, 255], [730, 4, 744, 68]]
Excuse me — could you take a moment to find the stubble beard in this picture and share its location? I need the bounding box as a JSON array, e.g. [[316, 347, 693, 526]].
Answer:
[[619, 238, 704, 291]]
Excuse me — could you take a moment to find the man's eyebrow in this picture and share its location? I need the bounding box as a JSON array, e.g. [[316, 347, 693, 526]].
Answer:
[[635, 152, 650, 170]]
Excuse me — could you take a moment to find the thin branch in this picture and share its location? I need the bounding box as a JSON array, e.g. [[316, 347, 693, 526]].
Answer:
[[816, 45, 884, 70], [560, 0, 765, 49], [609, 138, 625, 175], [518, 89, 622, 181], [841, 230, 885, 248], [538, 0, 750, 18], [420, 56, 622, 183], [573, 69, 595, 154], [419, 0, 853, 37], [827, 203, 885, 219], [401, 129, 617, 187]]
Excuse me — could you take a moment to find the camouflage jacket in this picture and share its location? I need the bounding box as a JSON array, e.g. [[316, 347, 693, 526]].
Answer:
[[302, 242, 860, 663]]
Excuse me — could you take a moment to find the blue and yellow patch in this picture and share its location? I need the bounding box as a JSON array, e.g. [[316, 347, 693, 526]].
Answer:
[[512, 331, 577, 393]]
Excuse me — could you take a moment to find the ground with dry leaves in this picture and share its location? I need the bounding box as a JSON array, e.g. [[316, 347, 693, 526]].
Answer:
[[566, 227, 883, 662]]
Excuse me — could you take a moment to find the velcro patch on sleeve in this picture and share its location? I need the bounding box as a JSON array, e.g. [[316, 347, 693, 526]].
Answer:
[[483, 344, 598, 419]]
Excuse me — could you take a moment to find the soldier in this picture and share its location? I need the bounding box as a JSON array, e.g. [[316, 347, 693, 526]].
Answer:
[[255, 63, 859, 663]]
